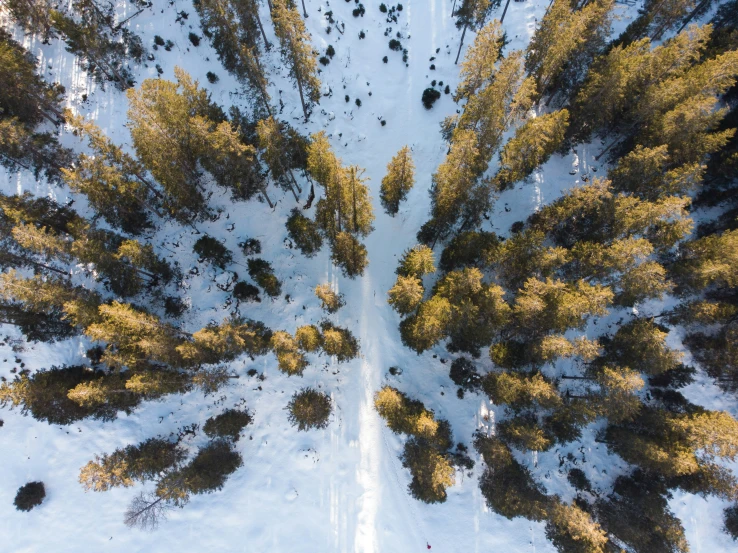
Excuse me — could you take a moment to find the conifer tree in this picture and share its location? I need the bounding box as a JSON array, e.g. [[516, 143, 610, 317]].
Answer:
[[592, 366, 644, 423], [397, 245, 436, 278], [525, 0, 614, 99], [194, 0, 271, 111], [380, 146, 415, 215], [50, 1, 144, 90], [286, 208, 323, 256], [454, 19, 505, 102], [606, 319, 682, 376], [453, 0, 494, 65], [271, 0, 320, 121], [270, 331, 308, 375], [388, 276, 424, 315], [256, 116, 302, 200], [494, 110, 569, 190], [0, 31, 73, 182], [64, 112, 158, 234], [80, 438, 185, 492], [546, 500, 608, 553], [3, 0, 55, 39], [314, 283, 345, 313]]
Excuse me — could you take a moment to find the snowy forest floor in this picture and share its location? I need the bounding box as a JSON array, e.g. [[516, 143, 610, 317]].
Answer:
[[1, 0, 737, 552]]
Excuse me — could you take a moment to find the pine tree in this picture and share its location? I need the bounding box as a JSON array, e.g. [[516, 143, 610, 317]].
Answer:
[[454, 19, 505, 102], [672, 229, 738, 291], [84, 301, 186, 370], [483, 371, 561, 410], [314, 283, 345, 313], [194, 0, 271, 111], [494, 109, 569, 190], [401, 438, 456, 503], [388, 276, 424, 315], [525, 0, 614, 99], [270, 330, 308, 375], [399, 296, 453, 353], [287, 388, 332, 430], [380, 146, 415, 215], [453, 0, 494, 65], [608, 144, 704, 200], [546, 500, 608, 553], [203, 409, 253, 441], [79, 438, 185, 492], [271, 0, 320, 121], [256, 116, 302, 200], [50, 2, 143, 90], [319, 321, 360, 362], [177, 316, 271, 366], [286, 208, 323, 256], [64, 112, 156, 234], [605, 319, 682, 375], [3, 0, 55, 39], [592, 366, 644, 423]]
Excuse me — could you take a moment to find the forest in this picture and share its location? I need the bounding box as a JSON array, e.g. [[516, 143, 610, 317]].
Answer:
[[0, 0, 737, 551]]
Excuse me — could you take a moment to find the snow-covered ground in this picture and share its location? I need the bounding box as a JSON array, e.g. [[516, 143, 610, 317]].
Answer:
[[1, 0, 737, 551]]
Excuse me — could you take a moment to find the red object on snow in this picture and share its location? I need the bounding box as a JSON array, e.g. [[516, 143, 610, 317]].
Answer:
[[427, 544, 431, 550]]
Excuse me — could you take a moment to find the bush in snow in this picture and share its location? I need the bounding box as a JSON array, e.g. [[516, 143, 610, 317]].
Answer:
[[206, 71, 219, 83], [204, 409, 252, 442], [233, 281, 260, 303], [14, 482, 45, 511], [286, 208, 323, 257], [188, 33, 200, 46], [247, 258, 281, 297], [449, 357, 481, 391], [239, 237, 262, 256], [421, 88, 441, 109], [193, 235, 232, 269], [725, 504, 738, 540], [389, 39, 402, 51], [287, 388, 332, 431]]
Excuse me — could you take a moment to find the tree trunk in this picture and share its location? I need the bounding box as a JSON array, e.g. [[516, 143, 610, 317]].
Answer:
[[500, 0, 512, 23], [676, 0, 712, 34], [260, 184, 274, 208], [455, 24, 468, 65], [288, 168, 302, 193], [295, 73, 309, 122], [301, 0, 308, 17], [255, 12, 271, 50]]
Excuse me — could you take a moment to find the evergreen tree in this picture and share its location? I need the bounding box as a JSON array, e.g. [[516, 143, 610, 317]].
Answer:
[[287, 388, 332, 430], [483, 371, 561, 410], [79, 438, 185, 492], [286, 208, 323, 256], [401, 437, 456, 503], [605, 319, 682, 375], [203, 409, 253, 441], [525, 0, 614, 99], [50, 1, 144, 90], [177, 316, 271, 366], [256, 116, 302, 200], [3, 0, 55, 39], [454, 19, 505, 102], [0, 31, 73, 182], [380, 146, 416, 215], [494, 110, 569, 190], [545, 500, 608, 553], [453, 0, 494, 65], [64, 111, 157, 234], [314, 283, 345, 313], [271, 0, 320, 121], [270, 330, 308, 375], [388, 275, 424, 315], [13, 482, 46, 511], [320, 321, 360, 362]]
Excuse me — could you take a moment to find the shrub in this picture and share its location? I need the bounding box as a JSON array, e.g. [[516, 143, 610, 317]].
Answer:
[[725, 504, 738, 540], [315, 283, 345, 313], [164, 295, 188, 317], [206, 71, 219, 84], [421, 88, 441, 109], [379, 2, 388, 11], [345, 94, 350, 102], [383, 55, 388, 63], [567, 468, 592, 492], [14, 482, 45, 511], [286, 208, 323, 257], [154, 35, 165, 46], [239, 237, 262, 256], [402, 438, 455, 503], [295, 325, 323, 352], [352, 4, 365, 17], [203, 409, 252, 441], [193, 235, 232, 269], [449, 357, 481, 391], [389, 39, 402, 51], [359, 30, 365, 39], [320, 321, 359, 361], [188, 33, 200, 46], [247, 258, 281, 297], [326, 45, 335, 57], [319, 56, 330, 66], [430, 64, 436, 70], [233, 281, 260, 303], [287, 388, 332, 431], [444, 84, 450, 94]]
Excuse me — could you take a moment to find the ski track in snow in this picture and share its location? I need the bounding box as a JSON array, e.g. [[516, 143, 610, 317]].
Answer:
[[2, 0, 738, 552]]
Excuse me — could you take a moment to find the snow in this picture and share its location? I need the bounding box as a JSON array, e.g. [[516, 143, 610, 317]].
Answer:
[[1, 0, 736, 552]]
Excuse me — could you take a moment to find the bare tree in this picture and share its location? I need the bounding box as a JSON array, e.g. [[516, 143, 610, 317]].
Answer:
[[124, 492, 172, 531]]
